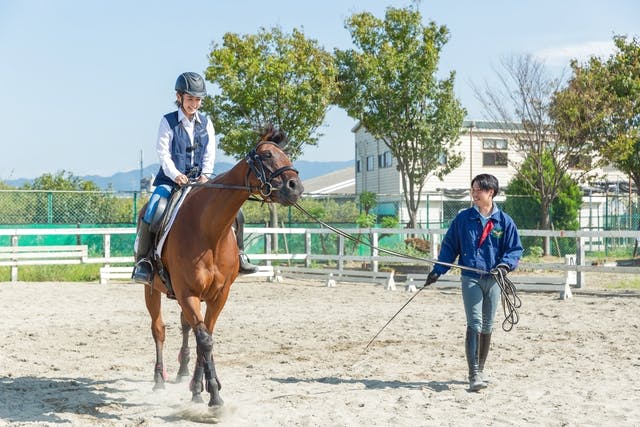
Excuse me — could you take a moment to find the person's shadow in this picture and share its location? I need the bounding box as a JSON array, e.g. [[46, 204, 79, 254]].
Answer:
[[0, 376, 135, 424], [271, 375, 465, 395]]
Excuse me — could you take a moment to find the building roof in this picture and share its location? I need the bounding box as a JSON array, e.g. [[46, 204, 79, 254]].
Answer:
[[303, 167, 355, 195]]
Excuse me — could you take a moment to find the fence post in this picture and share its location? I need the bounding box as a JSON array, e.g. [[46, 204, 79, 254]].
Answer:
[[338, 235, 344, 272], [371, 230, 378, 272], [576, 236, 586, 288], [10, 235, 18, 282], [430, 232, 439, 260], [304, 231, 311, 268], [104, 233, 111, 274]]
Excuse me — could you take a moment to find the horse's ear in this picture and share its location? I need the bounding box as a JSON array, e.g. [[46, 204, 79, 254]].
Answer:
[[270, 128, 289, 149]]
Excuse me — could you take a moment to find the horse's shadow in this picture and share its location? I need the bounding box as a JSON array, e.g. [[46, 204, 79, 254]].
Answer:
[[271, 375, 465, 393], [0, 376, 135, 424]]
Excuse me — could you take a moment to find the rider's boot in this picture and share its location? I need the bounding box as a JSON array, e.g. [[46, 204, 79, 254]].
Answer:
[[465, 326, 487, 391], [235, 210, 259, 274], [478, 332, 492, 384], [132, 221, 154, 284]]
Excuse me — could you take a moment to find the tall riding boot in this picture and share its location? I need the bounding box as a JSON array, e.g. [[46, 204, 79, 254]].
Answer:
[[235, 210, 259, 274], [465, 327, 487, 391], [478, 332, 492, 384], [132, 221, 153, 284]]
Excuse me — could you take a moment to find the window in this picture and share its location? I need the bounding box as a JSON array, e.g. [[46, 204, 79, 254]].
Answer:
[[378, 151, 393, 168], [366, 155, 375, 171], [482, 138, 508, 166]]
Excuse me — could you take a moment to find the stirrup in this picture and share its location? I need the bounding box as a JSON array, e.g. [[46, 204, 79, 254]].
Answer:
[[239, 252, 259, 274], [132, 259, 153, 284]]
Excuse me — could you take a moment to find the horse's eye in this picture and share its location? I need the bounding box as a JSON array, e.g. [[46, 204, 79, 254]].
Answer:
[[262, 152, 273, 159]]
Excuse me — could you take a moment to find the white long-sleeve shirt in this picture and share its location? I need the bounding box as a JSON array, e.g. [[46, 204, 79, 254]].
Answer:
[[156, 108, 216, 182]]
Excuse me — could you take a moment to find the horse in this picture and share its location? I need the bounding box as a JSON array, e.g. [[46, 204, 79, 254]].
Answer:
[[141, 125, 303, 406]]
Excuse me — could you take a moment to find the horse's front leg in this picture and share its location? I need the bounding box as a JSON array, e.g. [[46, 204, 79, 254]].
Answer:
[[144, 286, 167, 390], [194, 323, 223, 406], [176, 311, 191, 382]]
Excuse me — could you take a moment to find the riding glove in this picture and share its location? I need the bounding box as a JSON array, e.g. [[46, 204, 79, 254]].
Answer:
[[424, 271, 439, 287], [491, 264, 510, 276]]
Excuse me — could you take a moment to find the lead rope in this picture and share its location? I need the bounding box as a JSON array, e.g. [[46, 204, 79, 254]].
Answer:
[[293, 202, 521, 351], [492, 268, 521, 332]]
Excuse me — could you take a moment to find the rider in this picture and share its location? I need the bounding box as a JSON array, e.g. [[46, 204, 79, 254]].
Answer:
[[132, 72, 259, 284]]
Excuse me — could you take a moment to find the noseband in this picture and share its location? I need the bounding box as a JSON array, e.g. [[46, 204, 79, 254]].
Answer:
[[245, 141, 299, 200]]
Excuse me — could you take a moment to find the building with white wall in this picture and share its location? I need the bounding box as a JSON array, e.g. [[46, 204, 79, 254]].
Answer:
[[353, 120, 635, 229]]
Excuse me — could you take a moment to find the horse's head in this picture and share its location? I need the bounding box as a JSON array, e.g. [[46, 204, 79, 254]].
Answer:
[[245, 126, 304, 205]]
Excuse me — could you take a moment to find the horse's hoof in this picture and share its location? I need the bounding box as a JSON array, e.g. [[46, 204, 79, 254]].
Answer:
[[208, 396, 224, 407], [192, 393, 204, 403], [175, 373, 189, 383], [152, 382, 165, 391]]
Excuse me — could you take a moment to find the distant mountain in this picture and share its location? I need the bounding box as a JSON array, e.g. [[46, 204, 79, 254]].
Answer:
[[5, 160, 354, 192]]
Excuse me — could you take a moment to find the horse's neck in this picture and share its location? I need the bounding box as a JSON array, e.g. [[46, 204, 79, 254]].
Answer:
[[203, 162, 251, 226]]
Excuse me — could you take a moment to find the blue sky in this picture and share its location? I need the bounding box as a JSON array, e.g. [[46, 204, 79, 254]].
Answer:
[[0, 0, 638, 180]]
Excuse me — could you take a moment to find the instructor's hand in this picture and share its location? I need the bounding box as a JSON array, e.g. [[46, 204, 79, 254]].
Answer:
[[424, 271, 439, 287], [491, 264, 510, 277]]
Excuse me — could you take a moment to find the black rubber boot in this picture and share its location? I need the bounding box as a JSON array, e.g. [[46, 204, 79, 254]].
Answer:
[[235, 210, 259, 274], [478, 332, 492, 384], [132, 221, 153, 284], [465, 327, 487, 391]]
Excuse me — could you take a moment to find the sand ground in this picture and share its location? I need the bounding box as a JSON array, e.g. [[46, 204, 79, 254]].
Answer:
[[0, 276, 639, 426]]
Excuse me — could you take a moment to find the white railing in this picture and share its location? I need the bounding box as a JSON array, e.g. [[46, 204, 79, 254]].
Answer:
[[1, 227, 640, 288]]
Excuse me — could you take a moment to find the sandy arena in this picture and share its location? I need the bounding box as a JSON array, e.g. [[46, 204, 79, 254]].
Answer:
[[0, 277, 639, 426]]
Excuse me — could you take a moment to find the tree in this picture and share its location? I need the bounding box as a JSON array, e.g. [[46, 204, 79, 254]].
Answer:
[[24, 170, 100, 191], [503, 153, 582, 255], [202, 26, 338, 247], [474, 55, 599, 254], [335, 5, 465, 229], [556, 35, 640, 192], [203, 26, 338, 160]]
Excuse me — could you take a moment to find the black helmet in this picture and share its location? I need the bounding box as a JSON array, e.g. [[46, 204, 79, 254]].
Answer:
[[175, 72, 207, 97]]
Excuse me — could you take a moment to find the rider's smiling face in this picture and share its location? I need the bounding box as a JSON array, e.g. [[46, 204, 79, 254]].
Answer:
[[177, 93, 202, 119]]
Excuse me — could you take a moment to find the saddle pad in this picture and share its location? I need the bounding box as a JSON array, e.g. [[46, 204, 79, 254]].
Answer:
[[154, 186, 192, 259]]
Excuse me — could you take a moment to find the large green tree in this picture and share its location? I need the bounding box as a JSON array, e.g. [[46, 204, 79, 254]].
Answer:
[[556, 35, 640, 192], [202, 26, 338, 242], [203, 26, 338, 161], [334, 6, 465, 229]]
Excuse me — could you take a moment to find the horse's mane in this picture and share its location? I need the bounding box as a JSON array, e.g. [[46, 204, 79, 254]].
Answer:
[[260, 124, 288, 147]]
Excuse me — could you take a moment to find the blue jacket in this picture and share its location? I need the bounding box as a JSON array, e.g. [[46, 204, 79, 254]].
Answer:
[[432, 206, 523, 278]]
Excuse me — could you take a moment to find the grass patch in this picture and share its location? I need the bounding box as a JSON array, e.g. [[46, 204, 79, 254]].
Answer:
[[603, 278, 640, 290], [0, 264, 102, 282]]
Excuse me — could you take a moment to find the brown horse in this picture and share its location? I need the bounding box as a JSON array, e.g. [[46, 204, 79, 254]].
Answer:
[[142, 126, 303, 406]]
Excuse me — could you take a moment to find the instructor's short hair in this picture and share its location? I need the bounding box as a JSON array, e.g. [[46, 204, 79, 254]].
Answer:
[[471, 174, 499, 197]]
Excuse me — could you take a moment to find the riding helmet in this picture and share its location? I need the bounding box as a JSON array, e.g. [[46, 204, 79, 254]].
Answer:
[[175, 72, 207, 97]]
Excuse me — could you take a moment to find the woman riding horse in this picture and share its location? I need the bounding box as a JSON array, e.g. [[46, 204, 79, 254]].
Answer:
[[143, 125, 303, 406]]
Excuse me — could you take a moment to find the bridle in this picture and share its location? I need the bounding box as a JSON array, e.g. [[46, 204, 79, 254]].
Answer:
[[190, 140, 298, 201], [245, 141, 299, 201]]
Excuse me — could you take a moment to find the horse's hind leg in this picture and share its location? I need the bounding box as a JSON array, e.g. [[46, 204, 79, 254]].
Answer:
[[144, 286, 167, 390], [176, 311, 191, 382], [193, 322, 223, 406]]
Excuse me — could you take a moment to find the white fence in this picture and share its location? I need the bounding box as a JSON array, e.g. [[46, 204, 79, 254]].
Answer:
[[1, 227, 639, 288]]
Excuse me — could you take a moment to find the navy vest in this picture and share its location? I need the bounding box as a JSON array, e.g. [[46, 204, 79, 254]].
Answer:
[[153, 110, 210, 187]]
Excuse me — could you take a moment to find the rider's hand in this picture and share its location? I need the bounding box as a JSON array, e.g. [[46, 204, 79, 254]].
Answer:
[[424, 271, 439, 287], [197, 175, 209, 184], [175, 174, 189, 186]]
